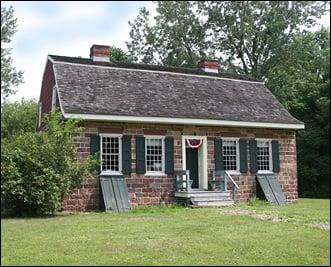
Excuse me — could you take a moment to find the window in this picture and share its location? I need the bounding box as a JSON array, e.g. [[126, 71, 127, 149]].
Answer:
[[222, 139, 240, 172], [51, 86, 57, 111], [257, 140, 273, 172], [146, 137, 165, 174], [101, 135, 122, 174]]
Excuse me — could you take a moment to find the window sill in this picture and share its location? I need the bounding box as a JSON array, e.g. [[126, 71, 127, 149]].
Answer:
[[257, 171, 274, 175], [100, 171, 123, 176], [145, 172, 167, 176]]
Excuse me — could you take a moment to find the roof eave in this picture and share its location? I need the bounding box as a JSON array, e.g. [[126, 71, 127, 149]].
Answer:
[[63, 113, 305, 130]]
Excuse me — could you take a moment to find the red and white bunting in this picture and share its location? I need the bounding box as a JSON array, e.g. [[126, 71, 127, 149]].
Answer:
[[186, 138, 203, 149]]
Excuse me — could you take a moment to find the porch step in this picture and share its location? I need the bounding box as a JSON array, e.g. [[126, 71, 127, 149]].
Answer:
[[175, 191, 234, 207], [175, 191, 230, 198], [190, 196, 232, 202], [190, 200, 235, 207]]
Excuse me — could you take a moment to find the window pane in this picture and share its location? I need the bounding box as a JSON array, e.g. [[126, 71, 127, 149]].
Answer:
[[101, 136, 120, 172], [257, 141, 270, 171], [222, 140, 238, 171], [146, 138, 163, 172]]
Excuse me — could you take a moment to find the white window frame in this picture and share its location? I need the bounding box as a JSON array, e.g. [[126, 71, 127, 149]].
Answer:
[[256, 138, 273, 174], [51, 86, 57, 111], [38, 102, 42, 128], [145, 135, 166, 176], [222, 137, 240, 175], [100, 133, 122, 175]]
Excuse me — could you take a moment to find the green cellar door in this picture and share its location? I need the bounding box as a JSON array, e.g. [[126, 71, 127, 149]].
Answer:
[[186, 148, 199, 189]]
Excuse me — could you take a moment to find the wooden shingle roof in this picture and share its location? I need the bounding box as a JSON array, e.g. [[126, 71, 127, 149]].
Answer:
[[49, 55, 303, 127]]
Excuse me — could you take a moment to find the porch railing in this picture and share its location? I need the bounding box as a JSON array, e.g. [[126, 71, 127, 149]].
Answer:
[[225, 170, 239, 203], [210, 170, 240, 203], [175, 169, 240, 202], [175, 170, 192, 192]]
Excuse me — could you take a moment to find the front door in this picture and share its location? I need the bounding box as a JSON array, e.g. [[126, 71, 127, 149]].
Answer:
[[186, 148, 199, 189]]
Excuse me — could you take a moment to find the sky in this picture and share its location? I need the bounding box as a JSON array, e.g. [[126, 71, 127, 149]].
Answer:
[[3, 1, 330, 102]]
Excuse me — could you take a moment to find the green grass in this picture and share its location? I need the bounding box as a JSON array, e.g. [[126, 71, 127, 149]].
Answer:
[[1, 198, 330, 266]]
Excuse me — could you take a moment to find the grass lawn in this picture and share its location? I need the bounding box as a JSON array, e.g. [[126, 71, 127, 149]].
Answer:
[[1, 198, 330, 266]]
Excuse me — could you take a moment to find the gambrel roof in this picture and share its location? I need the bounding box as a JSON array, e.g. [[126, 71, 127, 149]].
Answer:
[[48, 55, 304, 129]]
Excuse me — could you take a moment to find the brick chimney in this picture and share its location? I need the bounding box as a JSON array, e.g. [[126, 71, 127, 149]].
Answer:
[[198, 59, 219, 73], [90, 44, 110, 62]]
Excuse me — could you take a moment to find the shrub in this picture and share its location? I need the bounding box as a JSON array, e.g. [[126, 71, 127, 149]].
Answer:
[[1, 112, 97, 216], [1, 99, 38, 138]]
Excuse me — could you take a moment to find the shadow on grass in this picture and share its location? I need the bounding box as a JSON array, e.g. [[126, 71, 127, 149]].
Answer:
[[1, 204, 189, 219], [1, 209, 102, 220]]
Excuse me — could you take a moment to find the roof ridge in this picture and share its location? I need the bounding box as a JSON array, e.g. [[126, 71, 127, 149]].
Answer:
[[48, 54, 262, 83]]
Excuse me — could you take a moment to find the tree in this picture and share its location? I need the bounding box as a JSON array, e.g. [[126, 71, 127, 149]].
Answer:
[[127, 2, 213, 67], [110, 46, 134, 63], [1, 99, 38, 138], [266, 28, 330, 197], [1, 5, 23, 105], [203, 1, 328, 78], [127, 1, 328, 75]]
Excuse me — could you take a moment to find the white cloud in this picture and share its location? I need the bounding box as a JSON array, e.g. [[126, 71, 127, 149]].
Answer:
[[6, 1, 152, 102]]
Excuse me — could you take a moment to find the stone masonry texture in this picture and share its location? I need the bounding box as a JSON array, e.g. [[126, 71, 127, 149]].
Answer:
[[63, 121, 298, 211]]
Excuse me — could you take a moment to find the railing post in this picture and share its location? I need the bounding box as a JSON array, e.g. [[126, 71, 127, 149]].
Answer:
[[186, 170, 191, 192], [224, 172, 227, 192], [233, 186, 236, 203]]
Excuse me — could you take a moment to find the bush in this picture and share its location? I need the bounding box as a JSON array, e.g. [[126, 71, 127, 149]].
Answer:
[[1, 112, 97, 216], [1, 99, 38, 138]]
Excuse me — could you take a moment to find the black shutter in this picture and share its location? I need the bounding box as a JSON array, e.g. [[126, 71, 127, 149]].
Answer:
[[272, 140, 280, 173], [122, 135, 132, 175], [90, 134, 100, 156], [135, 136, 145, 174], [249, 139, 258, 174], [90, 134, 100, 173], [214, 138, 224, 170], [165, 136, 174, 175], [239, 139, 248, 173]]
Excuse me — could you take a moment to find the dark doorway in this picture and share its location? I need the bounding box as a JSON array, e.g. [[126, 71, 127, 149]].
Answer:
[[186, 148, 199, 189]]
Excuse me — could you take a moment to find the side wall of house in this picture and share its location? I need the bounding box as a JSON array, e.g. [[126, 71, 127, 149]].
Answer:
[[37, 60, 60, 130], [63, 121, 298, 212]]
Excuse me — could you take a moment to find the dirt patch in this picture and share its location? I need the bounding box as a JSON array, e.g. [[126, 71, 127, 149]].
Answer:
[[307, 222, 330, 230], [220, 209, 288, 222], [220, 208, 329, 230]]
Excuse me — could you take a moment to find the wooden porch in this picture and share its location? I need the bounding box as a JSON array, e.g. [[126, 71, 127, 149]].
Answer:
[[174, 170, 239, 207]]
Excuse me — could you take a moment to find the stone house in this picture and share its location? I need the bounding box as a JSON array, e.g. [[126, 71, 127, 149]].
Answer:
[[37, 45, 304, 211]]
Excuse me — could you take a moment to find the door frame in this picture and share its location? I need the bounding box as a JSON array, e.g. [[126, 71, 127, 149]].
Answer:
[[182, 135, 208, 190]]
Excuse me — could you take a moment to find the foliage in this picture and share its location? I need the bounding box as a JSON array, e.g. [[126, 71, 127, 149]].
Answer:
[[1, 5, 23, 104], [1, 99, 38, 138], [127, 1, 328, 74], [202, 1, 328, 78], [266, 29, 330, 198], [127, 2, 213, 67], [1, 199, 329, 265], [110, 46, 134, 63], [1, 112, 96, 216]]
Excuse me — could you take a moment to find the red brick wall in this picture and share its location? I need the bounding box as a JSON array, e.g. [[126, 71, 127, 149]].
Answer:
[[38, 60, 56, 130], [63, 121, 298, 211], [37, 59, 62, 131]]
